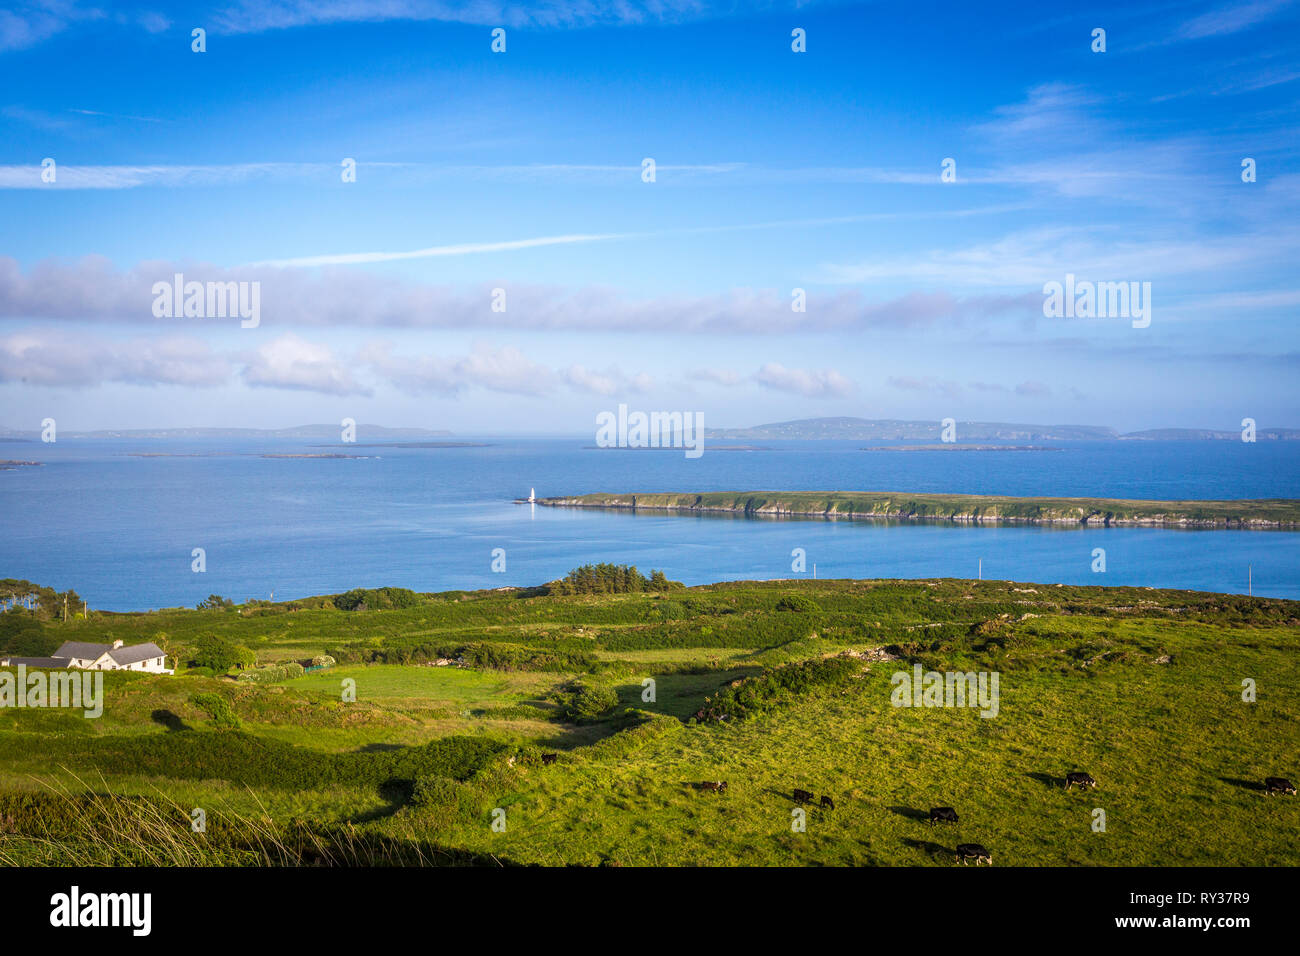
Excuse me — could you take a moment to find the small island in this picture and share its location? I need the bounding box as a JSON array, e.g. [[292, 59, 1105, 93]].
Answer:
[[529, 491, 1300, 528]]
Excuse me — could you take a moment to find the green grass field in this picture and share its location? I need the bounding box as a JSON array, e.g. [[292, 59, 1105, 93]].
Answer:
[[0, 578, 1295, 865]]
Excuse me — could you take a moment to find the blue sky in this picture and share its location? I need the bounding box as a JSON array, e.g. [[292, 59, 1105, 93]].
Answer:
[[1, 0, 1298, 433]]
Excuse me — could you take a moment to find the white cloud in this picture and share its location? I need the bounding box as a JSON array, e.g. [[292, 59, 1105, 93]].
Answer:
[[688, 367, 744, 386], [240, 334, 369, 396], [0, 329, 230, 387], [0, 256, 1039, 332], [359, 342, 555, 396], [754, 363, 854, 399], [563, 365, 653, 396]]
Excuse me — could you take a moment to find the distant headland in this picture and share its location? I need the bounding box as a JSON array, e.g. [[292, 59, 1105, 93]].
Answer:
[[530, 491, 1300, 529]]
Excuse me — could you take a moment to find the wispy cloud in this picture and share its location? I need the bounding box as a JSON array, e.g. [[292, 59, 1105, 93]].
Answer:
[[68, 107, 166, 123], [1174, 0, 1297, 40], [211, 0, 804, 34], [816, 225, 1300, 292], [252, 233, 632, 268], [0, 1, 102, 52], [0, 162, 331, 189]]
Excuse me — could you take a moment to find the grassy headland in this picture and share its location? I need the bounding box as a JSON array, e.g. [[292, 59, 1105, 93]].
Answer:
[[0, 574, 1296, 866], [532, 491, 1300, 528]]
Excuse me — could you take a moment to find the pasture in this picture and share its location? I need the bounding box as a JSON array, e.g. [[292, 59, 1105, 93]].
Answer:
[[0, 578, 1295, 866]]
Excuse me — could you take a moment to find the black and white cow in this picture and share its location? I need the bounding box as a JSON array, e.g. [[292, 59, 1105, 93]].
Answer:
[[1265, 777, 1295, 795], [956, 843, 992, 865]]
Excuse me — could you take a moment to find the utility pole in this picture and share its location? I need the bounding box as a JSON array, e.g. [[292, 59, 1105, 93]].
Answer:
[[63, 594, 67, 623], [978, 558, 983, 581], [1248, 564, 1252, 597]]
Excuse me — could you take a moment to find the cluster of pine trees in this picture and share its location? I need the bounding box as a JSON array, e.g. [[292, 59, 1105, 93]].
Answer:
[[546, 564, 681, 596]]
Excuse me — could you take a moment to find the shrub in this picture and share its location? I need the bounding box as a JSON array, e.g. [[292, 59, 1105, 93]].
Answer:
[[236, 661, 305, 684], [190, 692, 241, 729], [0, 612, 56, 657], [333, 587, 419, 612], [775, 595, 820, 613], [554, 678, 619, 720], [191, 635, 240, 672], [546, 564, 680, 596]]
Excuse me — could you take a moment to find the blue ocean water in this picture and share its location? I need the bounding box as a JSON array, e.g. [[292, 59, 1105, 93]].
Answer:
[[2, 437, 1298, 610]]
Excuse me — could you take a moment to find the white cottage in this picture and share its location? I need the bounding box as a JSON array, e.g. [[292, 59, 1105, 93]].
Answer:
[[50, 640, 173, 674]]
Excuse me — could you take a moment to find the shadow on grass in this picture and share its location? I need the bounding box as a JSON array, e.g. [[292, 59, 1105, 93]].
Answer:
[[1027, 772, 1060, 789], [150, 709, 190, 732], [888, 805, 930, 822], [342, 779, 413, 824], [613, 669, 760, 722], [254, 830, 526, 867], [1220, 777, 1266, 793], [902, 837, 951, 859]]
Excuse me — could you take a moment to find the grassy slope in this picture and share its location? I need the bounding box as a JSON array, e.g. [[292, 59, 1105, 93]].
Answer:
[[536, 491, 1300, 526], [0, 579, 1296, 865]]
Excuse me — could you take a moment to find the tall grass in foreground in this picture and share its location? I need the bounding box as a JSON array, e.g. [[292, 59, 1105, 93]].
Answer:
[[0, 771, 504, 866]]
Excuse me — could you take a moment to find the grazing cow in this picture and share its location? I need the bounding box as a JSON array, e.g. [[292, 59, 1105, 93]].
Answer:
[[955, 843, 992, 865], [820, 795, 835, 810], [792, 788, 815, 804], [1064, 771, 1097, 790], [929, 806, 959, 825], [541, 753, 558, 765], [696, 781, 728, 793], [1265, 777, 1296, 796]]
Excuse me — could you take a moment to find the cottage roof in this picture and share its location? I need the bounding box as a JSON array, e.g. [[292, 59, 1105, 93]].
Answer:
[[107, 643, 166, 666], [52, 641, 111, 660]]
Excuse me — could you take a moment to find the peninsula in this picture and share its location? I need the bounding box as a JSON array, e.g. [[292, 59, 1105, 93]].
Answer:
[[528, 491, 1300, 528]]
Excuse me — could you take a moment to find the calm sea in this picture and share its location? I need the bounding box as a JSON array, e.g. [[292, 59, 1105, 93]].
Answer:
[[2, 437, 1298, 610]]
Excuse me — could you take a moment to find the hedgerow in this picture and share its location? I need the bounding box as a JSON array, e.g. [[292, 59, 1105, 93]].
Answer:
[[693, 656, 864, 723]]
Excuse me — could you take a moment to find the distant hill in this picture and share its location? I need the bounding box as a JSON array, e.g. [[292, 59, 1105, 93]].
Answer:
[[706, 417, 1117, 441], [1122, 428, 1300, 441], [707, 417, 1298, 441], [0, 424, 452, 440]]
